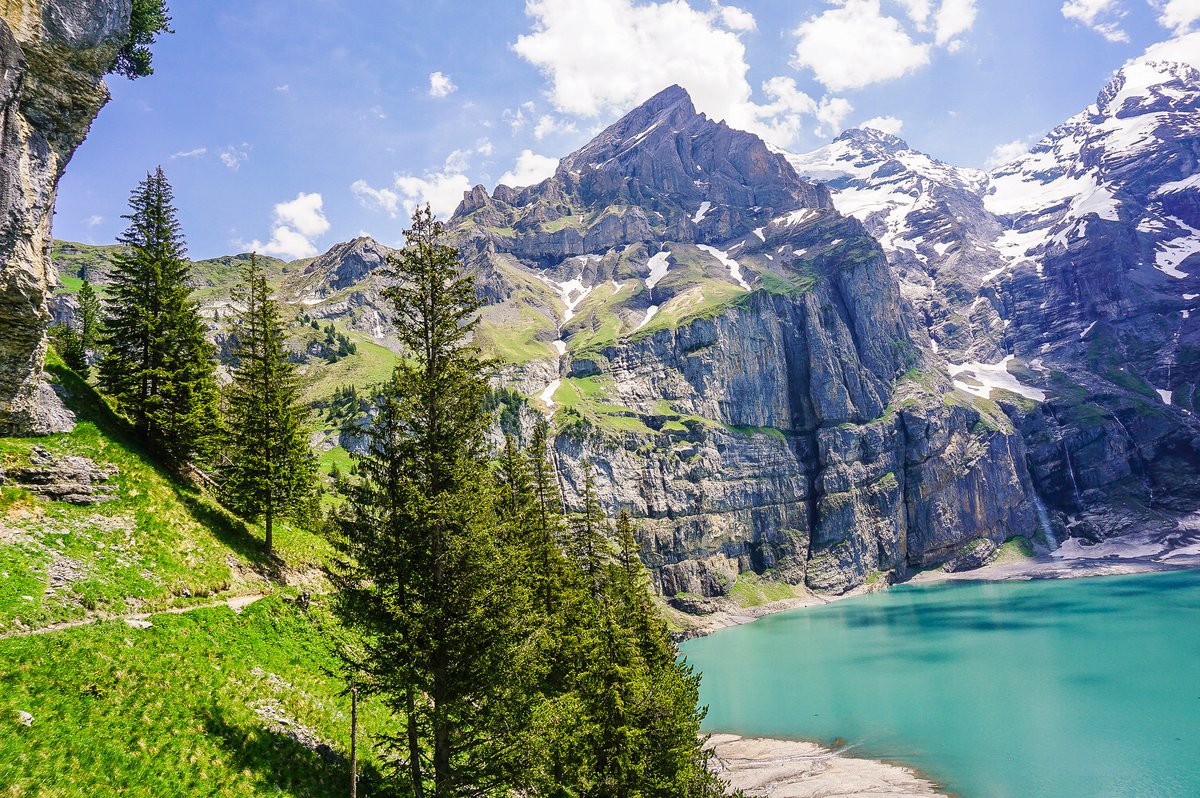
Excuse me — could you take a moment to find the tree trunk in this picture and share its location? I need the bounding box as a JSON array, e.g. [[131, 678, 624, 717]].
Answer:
[[407, 685, 425, 798]]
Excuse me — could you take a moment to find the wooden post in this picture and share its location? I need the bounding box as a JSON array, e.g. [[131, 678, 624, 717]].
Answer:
[[350, 682, 358, 798]]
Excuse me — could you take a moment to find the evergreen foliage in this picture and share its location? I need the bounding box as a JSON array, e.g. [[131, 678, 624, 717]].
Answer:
[[77, 279, 101, 368], [218, 254, 318, 556], [97, 167, 219, 466], [329, 206, 532, 798], [328, 206, 724, 798], [112, 0, 173, 78], [48, 324, 86, 375]]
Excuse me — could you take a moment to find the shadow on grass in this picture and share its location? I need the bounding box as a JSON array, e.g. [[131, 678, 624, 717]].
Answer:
[[204, 707, 385, 797], [45, 360, 279, 564]]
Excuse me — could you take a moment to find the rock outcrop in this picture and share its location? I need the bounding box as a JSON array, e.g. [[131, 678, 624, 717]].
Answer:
[[0, 0, 130, 435]]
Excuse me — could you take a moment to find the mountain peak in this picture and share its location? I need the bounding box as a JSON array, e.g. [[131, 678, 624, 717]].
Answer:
[[642, 84, 695, 115], [834, 127, 910, 154]]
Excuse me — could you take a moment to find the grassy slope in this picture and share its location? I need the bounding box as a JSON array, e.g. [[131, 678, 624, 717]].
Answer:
[[0, 354, 377, 795], [0, 352, 330, 634], [0, 597, 390, 797]]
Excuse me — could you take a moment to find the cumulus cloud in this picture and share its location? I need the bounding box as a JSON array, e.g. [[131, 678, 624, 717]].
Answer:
[[86, 214, 104, 227], [933, 0, 977, 48], [1152, 0, 1200, 33], [715, 3, 756, 31], [534, 114, 579, 139], [790, 1, 932, 92], [170, 147, 207, 160], [1137, 28, 1200, 67], [429, 71, 457, 97], [986, 139, 1031, 169], [860, 115, 905, 135], [352, 139, 502, 220], [247, 192, 330, 259], [790, 0, 977, 90], [499, 150, 559, 187], [1061, 0, 1129, 42], [512, 0, 852, 149]]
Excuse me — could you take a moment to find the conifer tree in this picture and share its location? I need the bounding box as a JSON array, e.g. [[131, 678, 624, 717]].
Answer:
[[218, 254, 317, 556], [98, 167, 219, 465], [571, 465, 612, 597], [329, 206, 532, 798], [77, 280, 101, 374]]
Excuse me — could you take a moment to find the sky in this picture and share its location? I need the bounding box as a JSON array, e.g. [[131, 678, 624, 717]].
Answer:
[[54, 0, 1200, 260]]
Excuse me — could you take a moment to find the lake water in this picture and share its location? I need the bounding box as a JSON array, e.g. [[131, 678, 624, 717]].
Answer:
[[680, 569, 1200, 798]]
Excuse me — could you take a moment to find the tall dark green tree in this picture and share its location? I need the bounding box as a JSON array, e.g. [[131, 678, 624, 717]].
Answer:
[[77, 280, 101, 367], [218, 254, 317, 556], [329, 206, 532, 798], [98, 167, 219, 465]]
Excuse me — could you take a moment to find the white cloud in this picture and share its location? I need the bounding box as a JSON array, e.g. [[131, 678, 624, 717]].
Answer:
[[1137, 28, 1200, 67], [534, 114, 579, 139], [986, 139, 1031, 168], [715, 3, 756, 31], [170, 146, 207, 159], [860, 115, 905, 135], [815, 96, 854, 137], [246, 192, 330, 259], [275, 84, 290, 93], [476, 137, 494, 156], [1152, 0, 1200, 33], [1062, 0, 1129, 42], [896, 0, 933, 27], [394, 172, 473, 218], [429, 71, 457, 97], [219, 144, 250, 171], [790, 1, 932, 92], [443, 148, 473, 173], [499, 150, 559, 187], [351, 180, 402, 217], [85, 214, 104, 227], [934, 0, 977, 47], [513, 0, 851, 149]]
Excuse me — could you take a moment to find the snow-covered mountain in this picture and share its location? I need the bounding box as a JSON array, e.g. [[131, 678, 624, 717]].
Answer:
[[788, 37, 1200, 532]]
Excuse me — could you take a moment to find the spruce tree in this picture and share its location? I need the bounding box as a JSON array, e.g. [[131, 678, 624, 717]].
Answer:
[[98, 166, 218, 465], [77, 280, 101, 375], [329, 206, 532, 798], [218, 254, 317, 556]]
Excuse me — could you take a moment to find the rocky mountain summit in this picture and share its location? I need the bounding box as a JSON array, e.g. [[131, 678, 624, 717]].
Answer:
[[0, 0, 132, 435]]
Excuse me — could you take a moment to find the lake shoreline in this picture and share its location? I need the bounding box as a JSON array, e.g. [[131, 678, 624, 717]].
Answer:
[[677, 544, 1200, 641], [688, 532, 1200, 797], [706, 734, 950, 798]]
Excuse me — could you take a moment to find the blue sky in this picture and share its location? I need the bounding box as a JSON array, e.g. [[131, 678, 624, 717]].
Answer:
[[54, 0, 1199, 259]]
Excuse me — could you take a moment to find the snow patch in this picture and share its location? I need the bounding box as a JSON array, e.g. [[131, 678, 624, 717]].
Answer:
[[1156, 388, 1172, 405], [696, 244, 751, 291], [753, 227, 765, 242], [634, 305, 659, 332], [692, 201, 712, 224], [539, 379, 561, 411], [948, 355, 1045, 402], [646, 251, 671, 290]]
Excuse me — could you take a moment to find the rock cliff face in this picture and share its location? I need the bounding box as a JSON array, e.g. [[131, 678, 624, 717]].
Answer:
[[442, 86, 1038, 597], [793, 45, 1200, 545], [0, 0, 130, 434]]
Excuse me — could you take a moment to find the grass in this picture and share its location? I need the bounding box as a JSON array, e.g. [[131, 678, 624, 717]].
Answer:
[[0, 351, 327, 633], [296, 328, 399, 406], [728, 572, 802, 607], [0, 597, 392, 797], [994, 535, 1035, 564], [474, 307, 557, 364]]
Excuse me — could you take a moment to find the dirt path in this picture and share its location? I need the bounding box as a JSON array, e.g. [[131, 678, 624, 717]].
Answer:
[[0, 592, 269, 640]]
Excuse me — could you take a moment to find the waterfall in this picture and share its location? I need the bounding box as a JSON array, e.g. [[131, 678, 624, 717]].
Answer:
[[1032, 493, 1057, 553], [1060, 438, 1083, 508]]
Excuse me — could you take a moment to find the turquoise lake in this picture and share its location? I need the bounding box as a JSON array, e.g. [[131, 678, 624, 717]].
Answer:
[[680, 569, 1200, 798]]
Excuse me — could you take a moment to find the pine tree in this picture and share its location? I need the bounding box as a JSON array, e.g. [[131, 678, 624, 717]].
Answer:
[[77, 280, 101, 375], [329, 206, 532, 798], [570, 464, 611, 598], [218, 254, 317, 556], [98, 166, 218, 465], [48, 325, 86, 374]]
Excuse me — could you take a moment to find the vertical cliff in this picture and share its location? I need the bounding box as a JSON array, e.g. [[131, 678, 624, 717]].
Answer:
[[0, 0, 130, 434]]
